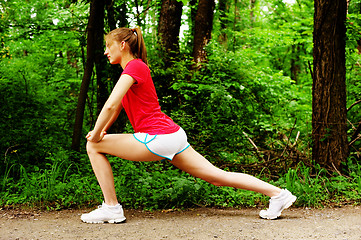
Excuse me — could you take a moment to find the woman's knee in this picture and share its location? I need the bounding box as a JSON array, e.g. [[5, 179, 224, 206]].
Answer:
[[86, 141, 99, 155], [208, 179, 223, 186], [201, 171, 228, 186]]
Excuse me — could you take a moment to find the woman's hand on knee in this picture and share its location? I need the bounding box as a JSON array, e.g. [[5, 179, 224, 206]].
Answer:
[[86, 130, 107, 143]]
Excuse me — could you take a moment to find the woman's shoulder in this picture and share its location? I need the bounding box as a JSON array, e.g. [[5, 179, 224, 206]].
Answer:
[[126, 59, 149, 70], [123, 59, 150, 83]]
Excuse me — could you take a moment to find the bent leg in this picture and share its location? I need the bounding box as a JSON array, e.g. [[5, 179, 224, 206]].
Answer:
[[171, 146, 281, 197], [86, 134, 164, 205]]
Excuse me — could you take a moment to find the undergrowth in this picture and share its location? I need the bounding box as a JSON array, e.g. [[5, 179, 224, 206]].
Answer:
[[1, 150, 360, 211]]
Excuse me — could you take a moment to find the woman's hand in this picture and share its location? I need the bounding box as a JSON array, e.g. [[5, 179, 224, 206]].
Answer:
[[86, 130, 106, 142]]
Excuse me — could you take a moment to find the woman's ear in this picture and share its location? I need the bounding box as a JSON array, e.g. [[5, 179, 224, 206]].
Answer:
[[120, 41, 126, 51]]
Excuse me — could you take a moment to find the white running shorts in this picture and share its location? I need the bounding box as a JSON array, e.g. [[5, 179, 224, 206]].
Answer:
[[133, 127, 190, 160]]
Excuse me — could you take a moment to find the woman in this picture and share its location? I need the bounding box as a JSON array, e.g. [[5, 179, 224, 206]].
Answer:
[[81, 27, 296, 224]]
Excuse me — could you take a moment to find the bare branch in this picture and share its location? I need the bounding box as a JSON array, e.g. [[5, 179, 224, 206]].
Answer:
[[347, 100, 361, 112], [242, 132, 259, 152]]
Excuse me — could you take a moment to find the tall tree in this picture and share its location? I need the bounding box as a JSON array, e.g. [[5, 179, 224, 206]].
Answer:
[[357, 2, 361, 54], [94, 2, 107, 116], [250, 0, 257, 26], [104, 0, 128, 134], [71, 0, 105, 151], [291, 44, 301, 84], [158, 0, 183, 64], [217, 0, 229, 45], [312, 0, 349, 170], [192, 0, 215, 64]]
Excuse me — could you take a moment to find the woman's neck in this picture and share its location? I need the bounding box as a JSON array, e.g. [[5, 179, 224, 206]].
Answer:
[[120, 53, 136, 69]]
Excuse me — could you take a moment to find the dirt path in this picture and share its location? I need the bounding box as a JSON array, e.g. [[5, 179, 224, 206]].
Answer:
[[1, 206, 361, 240]]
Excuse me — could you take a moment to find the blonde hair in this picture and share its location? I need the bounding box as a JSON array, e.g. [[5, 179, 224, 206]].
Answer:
[[105, 27, 148, 65]]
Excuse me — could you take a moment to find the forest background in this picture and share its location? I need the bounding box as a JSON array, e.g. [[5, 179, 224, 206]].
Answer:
[[0, 0, 360, 210]]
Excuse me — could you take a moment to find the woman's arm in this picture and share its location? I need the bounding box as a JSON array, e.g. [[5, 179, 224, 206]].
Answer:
[[86, 74, 134, 142], [102, 102, 123, 133]]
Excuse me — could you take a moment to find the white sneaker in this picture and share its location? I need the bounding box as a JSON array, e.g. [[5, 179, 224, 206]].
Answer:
[[81, 202, 126, 224], [259, 189, 296, 219]]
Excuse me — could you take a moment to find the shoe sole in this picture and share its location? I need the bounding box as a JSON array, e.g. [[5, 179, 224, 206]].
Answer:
[[81, 217, 126, 224], [260, 195, 297, 220]]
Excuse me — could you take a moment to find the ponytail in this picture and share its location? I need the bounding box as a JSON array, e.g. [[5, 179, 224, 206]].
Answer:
[[105, 27, 148, 65], [132, 27, 148, 65]]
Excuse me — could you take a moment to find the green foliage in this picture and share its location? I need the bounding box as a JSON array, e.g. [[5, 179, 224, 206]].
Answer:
[[1, 149, 99, 209], [345, 6, 361, 155], [0, 0, 85, 172], [0, 151, 267, 209], [169, 41, 311, 164], [278, 160, 361, 207], [2, 151, 360, 210], [1, 0, 361, 211]]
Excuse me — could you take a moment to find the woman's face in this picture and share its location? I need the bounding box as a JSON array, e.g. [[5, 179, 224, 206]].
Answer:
[[104, 40, 123, 65]]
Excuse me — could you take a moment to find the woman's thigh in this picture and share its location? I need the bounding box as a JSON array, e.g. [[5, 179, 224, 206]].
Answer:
[[87, 134, 164, 162], [171, 146, 226, 182]]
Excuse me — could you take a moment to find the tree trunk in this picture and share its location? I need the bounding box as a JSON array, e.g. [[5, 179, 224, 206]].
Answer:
[[218, 0, 229, 45], [185, 0, 198, 51], [250, 0, 257, 26], [312, 0, 349, 170], [104, 1, 128, 134], [192, 0, 215, 64], [158, 0, 183, 63], [153, 0, 183, 111], [71, 0, 105, 151], [357, 3, 361, 54], [94, 1, 107, 116], [105, 0, 116, 31], [291, 44, 300, 84]]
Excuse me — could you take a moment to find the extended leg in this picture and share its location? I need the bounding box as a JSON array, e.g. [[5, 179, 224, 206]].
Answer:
[[172, 146, 296, 219], [172, 146, 280, 197]]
